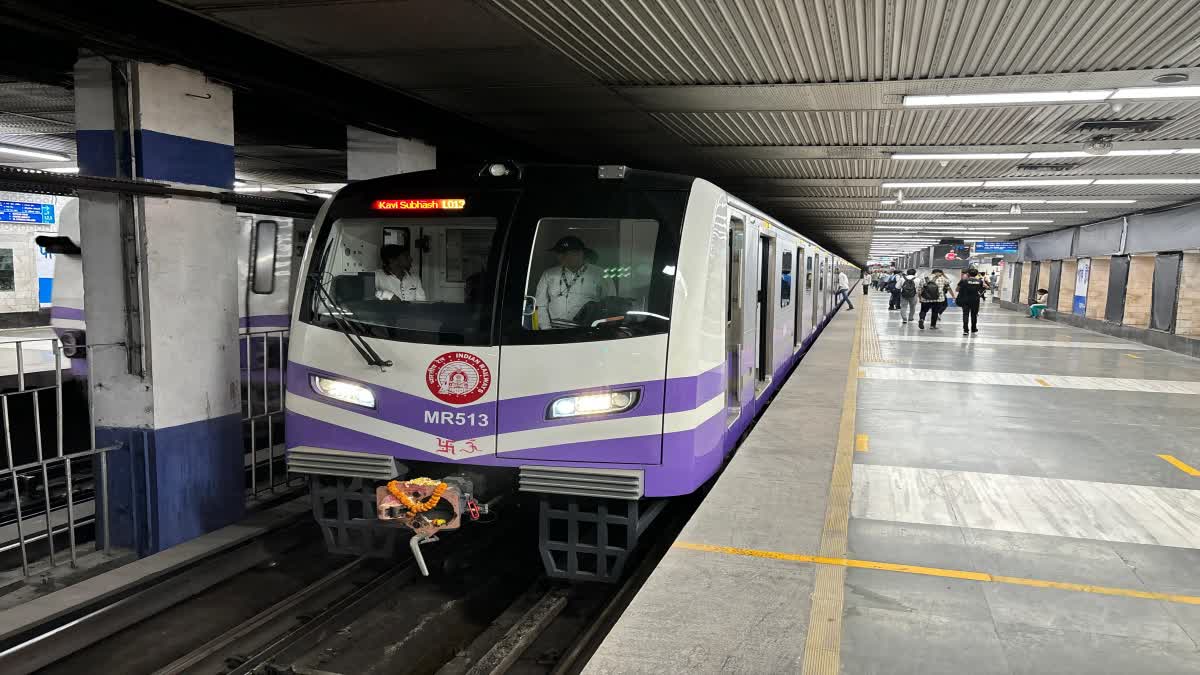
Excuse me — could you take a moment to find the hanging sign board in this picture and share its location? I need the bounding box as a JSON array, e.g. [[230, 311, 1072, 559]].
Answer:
[[0, 201, 54, 223], [1073, 258, 1090, 316]]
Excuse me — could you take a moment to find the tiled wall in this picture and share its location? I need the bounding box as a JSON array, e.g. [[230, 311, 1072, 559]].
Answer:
[[1085, 256, 1110, 321], [1018, 263, 1032, 302], [1058, 260, 1078, 311], [1122, 255, 1156, 329], [1175, 253, 1200, 338], [0, 232, 41, 313]]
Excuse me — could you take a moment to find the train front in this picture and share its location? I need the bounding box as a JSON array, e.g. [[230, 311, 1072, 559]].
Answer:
[[286, 163, 702, 581]]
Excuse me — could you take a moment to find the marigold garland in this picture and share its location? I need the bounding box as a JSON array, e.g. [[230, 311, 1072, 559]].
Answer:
[[387, 480, 449, 517]]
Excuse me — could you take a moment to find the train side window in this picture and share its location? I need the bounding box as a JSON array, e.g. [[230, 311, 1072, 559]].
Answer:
[[805, 255, 813, 289], [780, 251, 792, 307], [250, 220, 278, 295], [523, 217, 662, 331]]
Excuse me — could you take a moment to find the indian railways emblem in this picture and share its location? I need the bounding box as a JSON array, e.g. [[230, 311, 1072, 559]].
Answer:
[[426, 352, 491, 405]]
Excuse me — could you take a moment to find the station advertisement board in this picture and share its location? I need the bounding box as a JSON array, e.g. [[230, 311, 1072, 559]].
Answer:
[[0, 201, 54, 224], [974, 241, 1018, 254], [933, 243, 971, 269], [1073, 258, 1090, 315]]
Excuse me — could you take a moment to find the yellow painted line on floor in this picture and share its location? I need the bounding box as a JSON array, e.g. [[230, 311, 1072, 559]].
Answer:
[[1034, 377, 1052, 387], [1126, 353, 1142, 359], [673, 541, 1200, 606], [1158, 454, 1200, 476], [801, 308, 862, 675], [855, 434, 869, 452]]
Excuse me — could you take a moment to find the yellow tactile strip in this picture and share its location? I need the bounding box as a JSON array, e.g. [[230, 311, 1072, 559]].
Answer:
[[858, 307, 898, 365], [800, 307, 862, 675], [675, 541, 1200, 606]]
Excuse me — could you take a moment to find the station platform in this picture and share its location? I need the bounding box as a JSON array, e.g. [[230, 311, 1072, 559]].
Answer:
[[587, 293, 1200, 674]]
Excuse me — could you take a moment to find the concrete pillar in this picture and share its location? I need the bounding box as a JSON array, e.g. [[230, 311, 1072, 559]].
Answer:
[[1085, 257, 1111, 321], [75, 56, 241, 554], [1175, 252, 1200, 338], [1018, 264, 1033, 303], [1058, 260, 1078, 311], [346, 126, 435, 180], [1123, 255, 1156, 328]]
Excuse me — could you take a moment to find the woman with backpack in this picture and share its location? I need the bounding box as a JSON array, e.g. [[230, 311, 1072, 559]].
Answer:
[[897, 268, 919, 324], [918, 269, 954, 329]]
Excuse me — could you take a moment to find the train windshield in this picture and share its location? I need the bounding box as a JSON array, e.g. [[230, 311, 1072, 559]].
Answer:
[[309, 216, 500, 345]]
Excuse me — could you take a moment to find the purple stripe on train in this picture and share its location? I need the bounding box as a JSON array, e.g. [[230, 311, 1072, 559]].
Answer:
[[240, 314, 291, 328], [50, 306, 85, 321]]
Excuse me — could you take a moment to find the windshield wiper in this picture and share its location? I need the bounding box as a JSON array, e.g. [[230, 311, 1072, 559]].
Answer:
[[309, 274, 392, 370]]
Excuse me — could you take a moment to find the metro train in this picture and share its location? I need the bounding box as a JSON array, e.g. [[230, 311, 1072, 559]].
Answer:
[[285, 162, 856, 581]]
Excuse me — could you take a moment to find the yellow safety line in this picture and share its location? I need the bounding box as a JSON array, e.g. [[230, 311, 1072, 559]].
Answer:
[[1157, 454, 1200, 476], [801, 308, 862, 675], [673, 541, 1200, 606], [1034, 377, 1052, 387], [855, 434, 869, 453], [1126, 353, 1142, 359]]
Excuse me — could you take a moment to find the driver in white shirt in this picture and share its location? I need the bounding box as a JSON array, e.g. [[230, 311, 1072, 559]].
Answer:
[[533, 235, 615, 328], [374, 244, 426, 302]]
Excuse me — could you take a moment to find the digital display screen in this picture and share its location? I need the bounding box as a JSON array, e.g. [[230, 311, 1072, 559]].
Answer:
[[372, 198, 466, 211], [974, 241, 1018, 254], [0, 201, 54, 224]]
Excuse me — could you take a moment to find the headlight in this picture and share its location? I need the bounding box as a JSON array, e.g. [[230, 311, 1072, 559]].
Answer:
[[310, 375, 376, 409], [547, 389, 639, 419]]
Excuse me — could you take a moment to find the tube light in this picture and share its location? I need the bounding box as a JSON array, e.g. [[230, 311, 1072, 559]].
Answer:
[[903, 90, 1113, 107], [1092, 178, 1200, 184], [1045, 199, 1136, 204], [1111, 85, 1200, 99], [881, 181, 984, 188], [44, 167, 80, 174], [982, 179, 1094, 187], [890, 152, 1028, 160], [1026, 151, 1091, 158], [0, 144, 71, 161], [1108, 149, 1178, 156]]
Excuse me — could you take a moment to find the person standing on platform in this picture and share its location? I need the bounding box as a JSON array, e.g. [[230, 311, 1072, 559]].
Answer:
[[956, 269, 987, 335], [897, 268, 919, 324], [886, 268, 902, 310], [918, 269, 953, 329], [836, 267, 854, 310]]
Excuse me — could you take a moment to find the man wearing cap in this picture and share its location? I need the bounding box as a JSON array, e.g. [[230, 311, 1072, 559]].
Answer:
[[533, 235, 615, 328]]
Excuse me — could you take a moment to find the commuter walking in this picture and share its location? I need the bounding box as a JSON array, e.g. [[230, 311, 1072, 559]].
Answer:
[[896, 268, 919, 324], [836, 268, 854, 310], [1029, 288, 1050, 318], [956, 269, 987, 335], [886, 269, 902, 310], [917, 269, 954, 329]]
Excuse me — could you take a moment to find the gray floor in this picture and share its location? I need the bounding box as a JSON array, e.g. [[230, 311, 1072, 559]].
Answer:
[[846, 295, 1200, 674], [586, 296, 1200, 674]]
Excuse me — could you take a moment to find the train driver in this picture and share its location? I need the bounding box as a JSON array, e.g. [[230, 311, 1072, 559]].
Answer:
[[533, 235, 615, 328], [374, 244, 426, 302]]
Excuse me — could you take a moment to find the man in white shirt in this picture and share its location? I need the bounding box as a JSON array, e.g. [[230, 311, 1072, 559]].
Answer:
[[836, 268, 854, 310], [533, 236, 615, 328], [374, 244, 426, 302]]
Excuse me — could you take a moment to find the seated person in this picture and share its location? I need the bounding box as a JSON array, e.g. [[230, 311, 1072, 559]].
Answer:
[[374, 244, 425, 301], [533, 235, 615, 328]]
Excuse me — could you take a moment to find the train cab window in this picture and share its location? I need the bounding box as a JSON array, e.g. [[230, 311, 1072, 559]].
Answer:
[[307, 216, 500, 345], [780, 251, 793, 307], [805, 255, 814, 289], [523, 217, 663, 332]]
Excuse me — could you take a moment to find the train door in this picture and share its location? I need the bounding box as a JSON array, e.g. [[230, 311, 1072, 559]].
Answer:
[[794, 246, 809, 347], [241, 215, 294, 331], [725, 216, 746, 422], [808, 253, 818, 331], [818, 257, 827, 317], [755, 234, 773, 385]]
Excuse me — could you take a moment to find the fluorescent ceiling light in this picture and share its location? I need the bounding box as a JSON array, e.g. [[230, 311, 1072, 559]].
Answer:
[[1108, 149, 1178, 156], [234, 186, 278, 193], [875, 218, 1050, 224], [1046, 199, 1136, 204], [891, 152, 1028, 161], [1111, 85, 1200, 99], [1026, 151, 1091, 158], [0, 144, 71, 161], [881, 181, 984, 188], [1093, 178, 1200, 185], [44, 167, 80, 174], [982, 179, 1093, 187], [904, 90, 1113, 106]]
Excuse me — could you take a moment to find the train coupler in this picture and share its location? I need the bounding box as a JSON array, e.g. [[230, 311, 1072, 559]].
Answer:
[[377, 475, 482, 574]]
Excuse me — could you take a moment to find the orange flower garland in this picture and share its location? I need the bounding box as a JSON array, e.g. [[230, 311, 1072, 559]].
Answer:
[[387, 479, 449, 517]]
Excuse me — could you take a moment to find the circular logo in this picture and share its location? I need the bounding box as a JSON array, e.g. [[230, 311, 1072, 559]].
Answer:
[[426, 352, 491, 405]]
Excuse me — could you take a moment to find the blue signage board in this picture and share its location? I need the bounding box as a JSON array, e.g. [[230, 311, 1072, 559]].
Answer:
[[974, 241, 1017, 254], [0, 201, 54, 224]]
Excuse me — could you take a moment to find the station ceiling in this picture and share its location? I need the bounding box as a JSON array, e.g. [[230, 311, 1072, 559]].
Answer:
[[7, 1, 1200, 263]]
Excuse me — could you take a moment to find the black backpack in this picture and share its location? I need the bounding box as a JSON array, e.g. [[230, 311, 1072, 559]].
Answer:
[[900, 277, 917, 298], [920, 278, 940, 301]]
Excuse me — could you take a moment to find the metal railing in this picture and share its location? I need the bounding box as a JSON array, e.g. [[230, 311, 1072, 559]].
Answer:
[[241, 328, 303, 500], [0, 338, 120, 578]]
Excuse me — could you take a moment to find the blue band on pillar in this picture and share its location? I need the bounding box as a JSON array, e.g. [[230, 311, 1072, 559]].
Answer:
[[136, 130, 235, 189]]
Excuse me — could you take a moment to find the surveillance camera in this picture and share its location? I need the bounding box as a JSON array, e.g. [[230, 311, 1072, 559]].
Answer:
[[1083, 138, 1112, 156]]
